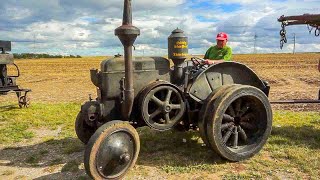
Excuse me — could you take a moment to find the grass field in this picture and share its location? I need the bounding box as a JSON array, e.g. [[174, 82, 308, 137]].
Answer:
[[0, 53, 319, 179]]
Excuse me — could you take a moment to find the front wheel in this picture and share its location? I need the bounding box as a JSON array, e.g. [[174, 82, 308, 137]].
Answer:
[[84, 120, 140, 180]]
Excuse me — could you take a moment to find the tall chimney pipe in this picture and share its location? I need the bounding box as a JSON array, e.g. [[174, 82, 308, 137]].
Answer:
[[115, 0, 140, 120]]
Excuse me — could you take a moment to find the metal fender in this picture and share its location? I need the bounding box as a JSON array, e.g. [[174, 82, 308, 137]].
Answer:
[[188, 62, 266, 102]]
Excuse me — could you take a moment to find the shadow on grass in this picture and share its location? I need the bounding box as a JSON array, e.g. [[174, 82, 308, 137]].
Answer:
[[3, 124, 318, 179], [136, 127, 227, 168], [0, 105, 20, 112], [0, 128, 228, 179], [270, 125, 320, 149], [0, 137, 88, 179], [34, 171, 89, 180]]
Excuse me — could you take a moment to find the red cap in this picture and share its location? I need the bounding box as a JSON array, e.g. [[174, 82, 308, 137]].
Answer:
[[216, 32, 228, 40]]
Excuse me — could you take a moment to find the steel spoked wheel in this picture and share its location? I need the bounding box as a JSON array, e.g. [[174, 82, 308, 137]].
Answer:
[[84, 121, 140, 180], [198, 85, 236, 146], [141, 84, 185, 131], [18, 96, 30, 108], [75, 112, 96, 144], [206, 85, 272, 161]]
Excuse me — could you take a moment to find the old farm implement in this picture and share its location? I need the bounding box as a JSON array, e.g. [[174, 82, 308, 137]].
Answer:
[[0, 41, 31, 107], [278, 14, 320, 49], [76, 1, 273, 179], [275, 14, 320, 104]]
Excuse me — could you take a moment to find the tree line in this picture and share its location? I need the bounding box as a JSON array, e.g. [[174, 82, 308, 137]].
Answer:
[[13, 53, 82, 59]]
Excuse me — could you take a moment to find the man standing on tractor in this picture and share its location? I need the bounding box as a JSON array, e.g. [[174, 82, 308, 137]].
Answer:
[[204, 32, 232, 65]]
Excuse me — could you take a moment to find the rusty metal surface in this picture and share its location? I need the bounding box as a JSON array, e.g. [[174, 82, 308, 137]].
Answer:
[[188, 62, 266, 102], [99, 56, 170, 99], [91, 56, 170, 123], [204, 85, 272, 161], [138, 80, 186, 131], [84, 121, 140, 179], [278, 14, 320, 26], [90, 69, 100, 87], [101, 56, 170, 72], [278, 14, 320, 48], [115, 0, 140, 120]]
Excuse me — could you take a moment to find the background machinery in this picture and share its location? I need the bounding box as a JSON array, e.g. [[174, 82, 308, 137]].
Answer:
[[76, 1, 273, 179], [276, 14, 320, 103], [278, 14, 320, 49], [0, 40, 31, 107]]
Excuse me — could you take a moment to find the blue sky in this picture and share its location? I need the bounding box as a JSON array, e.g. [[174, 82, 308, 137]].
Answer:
[[0, 0, 319, 56]]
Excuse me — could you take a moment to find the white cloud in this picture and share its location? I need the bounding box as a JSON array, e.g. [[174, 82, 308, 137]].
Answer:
[[0, 0, 319, 55], [5, 6, 32, 20]]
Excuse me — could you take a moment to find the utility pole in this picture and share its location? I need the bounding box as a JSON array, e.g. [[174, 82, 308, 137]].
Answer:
[[293, 33, 296, 54], [253, 33, 258, 54]]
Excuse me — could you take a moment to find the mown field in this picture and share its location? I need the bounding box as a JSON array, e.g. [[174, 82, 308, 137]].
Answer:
[[0, 53, 319, 179]]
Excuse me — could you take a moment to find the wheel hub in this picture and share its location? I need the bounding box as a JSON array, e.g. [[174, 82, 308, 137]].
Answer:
[[119, 153, 131, 165], [234, 116, 241, 126], [164, 105, 172, 113], [96, 131, 135, 178]]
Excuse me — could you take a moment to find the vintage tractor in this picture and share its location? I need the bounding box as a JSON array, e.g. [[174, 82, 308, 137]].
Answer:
[[75, 1, 272, 179], [0, 41, 31, 107]]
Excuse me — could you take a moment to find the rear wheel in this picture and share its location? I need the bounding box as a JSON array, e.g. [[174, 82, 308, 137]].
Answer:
[[206, 85, 272, 161], [84, 120, 140, 180], [198, 85, 236, 146]]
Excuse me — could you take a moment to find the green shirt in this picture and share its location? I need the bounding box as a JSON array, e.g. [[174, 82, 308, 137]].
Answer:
[[204, 45, 232, 61]]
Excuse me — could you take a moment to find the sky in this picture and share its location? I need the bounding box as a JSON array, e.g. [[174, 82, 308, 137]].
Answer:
[[0, 0, 319, 56]]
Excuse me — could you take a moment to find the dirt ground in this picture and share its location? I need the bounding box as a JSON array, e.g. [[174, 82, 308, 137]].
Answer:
[[0, 53, 319, 179], [1, 53, 319, 110]]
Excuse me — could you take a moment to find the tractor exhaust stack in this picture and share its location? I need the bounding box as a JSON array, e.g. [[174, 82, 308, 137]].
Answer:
[[115, 0, 140, 120]]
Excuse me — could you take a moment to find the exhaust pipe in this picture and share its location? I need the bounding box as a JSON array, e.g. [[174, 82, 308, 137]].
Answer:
[[115, 0, 140, 120]]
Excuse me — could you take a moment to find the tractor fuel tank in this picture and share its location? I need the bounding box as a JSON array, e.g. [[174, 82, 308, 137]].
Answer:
[[93, 56, 171, 99]]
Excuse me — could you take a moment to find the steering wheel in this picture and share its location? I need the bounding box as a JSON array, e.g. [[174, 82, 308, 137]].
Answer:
[[191, 57, 204, 66], [191, 57, 209, 70]]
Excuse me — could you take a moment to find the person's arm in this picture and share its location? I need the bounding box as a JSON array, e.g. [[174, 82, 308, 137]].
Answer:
[[203, 59, 224, 65]]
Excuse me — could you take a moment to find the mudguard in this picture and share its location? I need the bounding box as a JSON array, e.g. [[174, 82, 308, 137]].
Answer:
[[188, 62, 266, 102]]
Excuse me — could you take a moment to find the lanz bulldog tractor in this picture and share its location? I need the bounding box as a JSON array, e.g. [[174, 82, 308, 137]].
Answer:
[[75, 1, 272, 179], [0, 40, 31, 107]]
